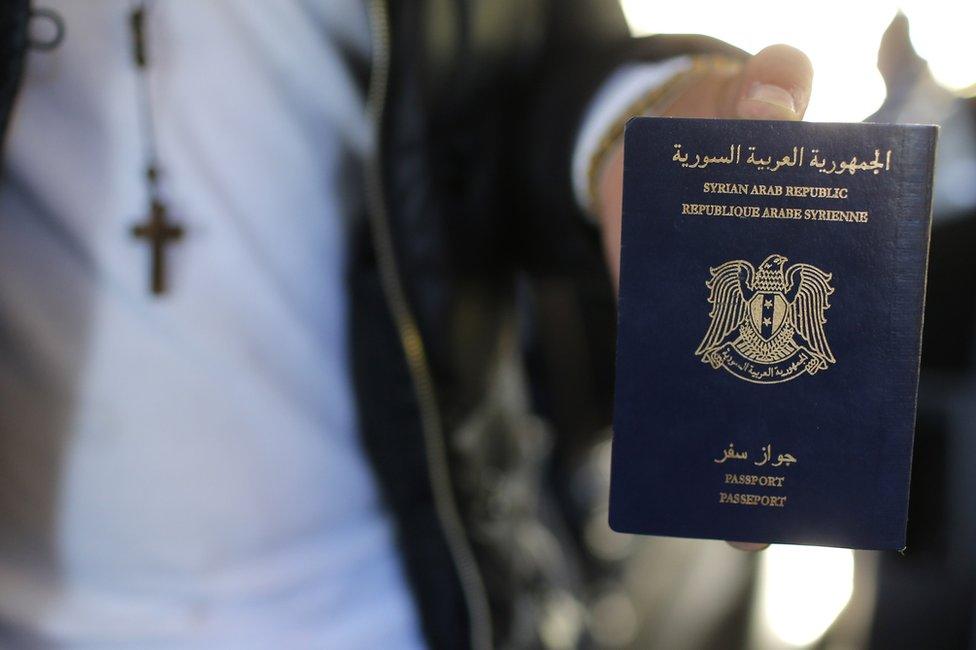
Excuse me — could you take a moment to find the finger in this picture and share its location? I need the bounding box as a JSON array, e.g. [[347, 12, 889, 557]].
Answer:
[[728, 541, 770, 552], [727, 44, 814, 120], [596, 141, 625, 289]]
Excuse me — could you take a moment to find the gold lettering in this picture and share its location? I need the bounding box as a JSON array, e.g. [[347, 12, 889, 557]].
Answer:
[[802, 208, 869, 223], [784, 185, 848, 199], [723, 474, 786, 488], [682, 202, 868, 224], [750, 184, 782, 196], [673, 143, 893, 176], [718, 492, 788, 507]]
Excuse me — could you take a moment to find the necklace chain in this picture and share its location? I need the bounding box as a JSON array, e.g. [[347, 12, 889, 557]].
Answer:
[[128, 1, 185, 296]]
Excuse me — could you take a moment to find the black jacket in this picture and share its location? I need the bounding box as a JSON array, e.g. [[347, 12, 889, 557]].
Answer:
[[0, 2, 741, 648]]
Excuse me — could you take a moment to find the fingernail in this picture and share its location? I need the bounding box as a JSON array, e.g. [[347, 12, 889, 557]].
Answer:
[[740, 82, 797, 117]]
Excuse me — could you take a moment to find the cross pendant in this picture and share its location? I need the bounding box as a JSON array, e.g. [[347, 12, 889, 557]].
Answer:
[[132, 197, 184, 295]]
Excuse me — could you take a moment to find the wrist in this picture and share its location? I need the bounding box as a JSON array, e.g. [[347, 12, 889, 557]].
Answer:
[[586, 56, 743, 216]]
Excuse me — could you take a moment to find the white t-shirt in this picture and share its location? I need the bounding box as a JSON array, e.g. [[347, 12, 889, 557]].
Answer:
[[0, 1, 424, 647]]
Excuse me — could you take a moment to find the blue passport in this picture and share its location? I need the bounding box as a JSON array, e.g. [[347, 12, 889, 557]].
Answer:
[[609, 117, 937, 550]]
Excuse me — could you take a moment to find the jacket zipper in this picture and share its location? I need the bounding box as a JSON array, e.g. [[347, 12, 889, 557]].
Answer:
[[364, 2, 493, 649]]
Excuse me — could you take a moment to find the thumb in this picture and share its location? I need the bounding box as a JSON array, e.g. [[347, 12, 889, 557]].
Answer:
[[727, 44, 813, 120]]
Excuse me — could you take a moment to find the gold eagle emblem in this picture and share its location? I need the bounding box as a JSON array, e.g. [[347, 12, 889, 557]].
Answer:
[[694, 254, 835, 384]]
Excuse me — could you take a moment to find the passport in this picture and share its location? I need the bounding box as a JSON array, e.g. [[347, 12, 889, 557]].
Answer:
[[608, 117, 938, 550]]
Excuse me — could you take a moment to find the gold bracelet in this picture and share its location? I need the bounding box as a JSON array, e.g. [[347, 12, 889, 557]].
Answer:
[[585, 55, 743, 216]]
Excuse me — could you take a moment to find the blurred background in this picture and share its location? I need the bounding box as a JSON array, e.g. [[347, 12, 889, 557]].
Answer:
[[11, 3, 972, 649], [548, 2, 976, 649]]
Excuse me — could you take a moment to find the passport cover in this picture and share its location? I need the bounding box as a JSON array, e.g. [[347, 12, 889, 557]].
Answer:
[[609, 117, 937, 550]]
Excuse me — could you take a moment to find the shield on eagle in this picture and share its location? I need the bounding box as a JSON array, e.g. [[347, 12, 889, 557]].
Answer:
[[749, 292, 787, 340]]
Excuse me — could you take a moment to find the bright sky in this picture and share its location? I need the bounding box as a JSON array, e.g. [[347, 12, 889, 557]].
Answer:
[[622, 0, 976, 122]]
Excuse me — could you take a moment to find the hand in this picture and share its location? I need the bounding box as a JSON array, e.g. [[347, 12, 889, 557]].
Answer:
[[595, 45, 813, 552], [595, 45, 814, 288]]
